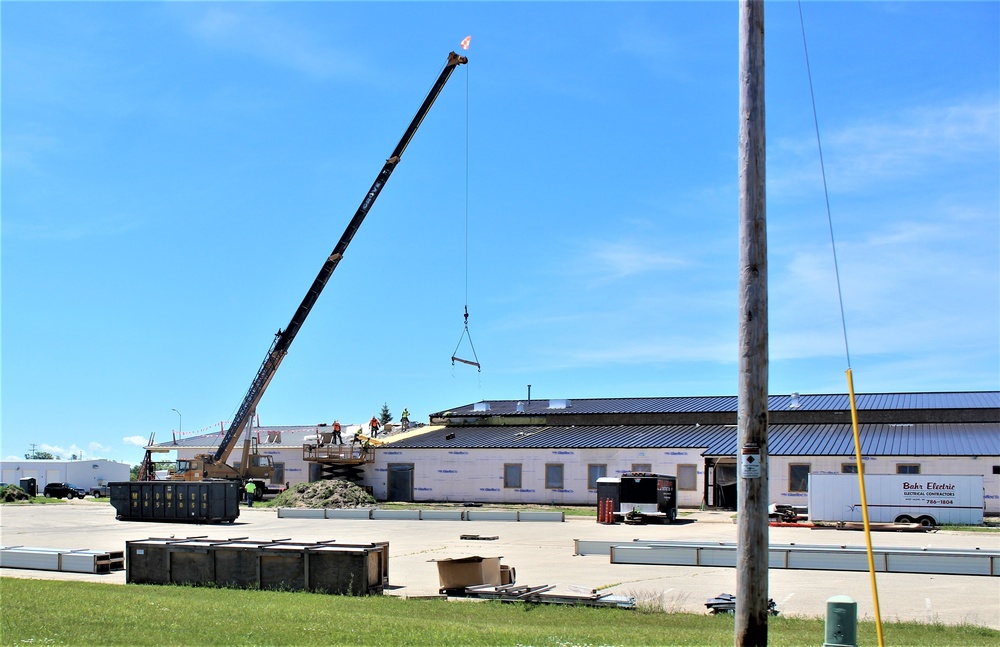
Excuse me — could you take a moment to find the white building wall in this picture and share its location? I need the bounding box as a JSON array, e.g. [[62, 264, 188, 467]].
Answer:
[[372, 447, 708, 506], [257, 447, 312, 487], [0, 459, 129, 490], [170, 440, 997, 514]]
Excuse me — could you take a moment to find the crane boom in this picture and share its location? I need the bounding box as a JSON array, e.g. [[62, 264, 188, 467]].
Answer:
[[211, 51, 468, 465]]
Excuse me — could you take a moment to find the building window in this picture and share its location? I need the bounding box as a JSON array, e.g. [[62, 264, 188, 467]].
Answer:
[[789, 464, 811, 492], [897, 464, 920, 475], [841, 463, 863, 474], [503, 464, 522, 489], [545, 464, 564, 489], [631, 463, 652, 474], [587, 464, 606, 490], [271, 462, 285, 485], [678, 464, 698, 490]]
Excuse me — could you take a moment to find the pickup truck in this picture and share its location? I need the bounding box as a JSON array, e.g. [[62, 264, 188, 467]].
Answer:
[[88, 485, 111, 498], [43, 482, 88, 499]]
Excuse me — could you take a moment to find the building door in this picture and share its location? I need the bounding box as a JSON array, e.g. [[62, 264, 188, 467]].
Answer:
[[713, 461, 738, 510], [387, 464, 414, 502]]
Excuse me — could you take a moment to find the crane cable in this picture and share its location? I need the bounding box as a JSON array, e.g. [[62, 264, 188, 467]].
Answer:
[[798, 4, 881, 646], [451, 58, 480, 372]]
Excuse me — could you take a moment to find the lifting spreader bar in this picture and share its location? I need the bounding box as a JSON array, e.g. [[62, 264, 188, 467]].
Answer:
[[451, 306, 481, 371]]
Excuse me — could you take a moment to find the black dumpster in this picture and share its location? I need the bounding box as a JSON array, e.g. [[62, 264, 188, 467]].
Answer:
[[110, 481, 240, 523], [18, 477, 37, 497], [126, 537, 385, 595]]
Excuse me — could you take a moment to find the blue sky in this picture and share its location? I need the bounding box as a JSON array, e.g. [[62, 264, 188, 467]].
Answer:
[[3, 2, 998, 465]]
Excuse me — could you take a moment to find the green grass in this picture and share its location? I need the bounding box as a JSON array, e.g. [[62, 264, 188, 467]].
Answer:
[[2, 578, 997, 646], [938, 523, 1000, 533], [0, 496, 68, 505]]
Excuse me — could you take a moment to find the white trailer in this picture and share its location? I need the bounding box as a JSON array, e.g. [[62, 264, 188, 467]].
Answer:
[[808, 473, 984, 526]]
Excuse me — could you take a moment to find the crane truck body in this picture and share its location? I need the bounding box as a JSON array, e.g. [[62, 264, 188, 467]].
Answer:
[[166, 52, 468, 498]]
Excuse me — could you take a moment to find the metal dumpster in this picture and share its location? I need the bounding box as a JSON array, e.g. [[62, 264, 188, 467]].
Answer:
[[110, 481, 240, 523], [18, 477, 37, 497]]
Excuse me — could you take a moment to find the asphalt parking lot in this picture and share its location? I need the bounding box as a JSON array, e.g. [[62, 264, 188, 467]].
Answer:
[[1, 500, 998, 629]]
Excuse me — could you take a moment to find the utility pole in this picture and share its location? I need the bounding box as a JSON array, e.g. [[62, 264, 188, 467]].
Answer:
[[736, 1, 768, 645]]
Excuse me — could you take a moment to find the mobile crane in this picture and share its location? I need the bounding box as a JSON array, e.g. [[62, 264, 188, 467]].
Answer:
[[168, 51, 469, 498]]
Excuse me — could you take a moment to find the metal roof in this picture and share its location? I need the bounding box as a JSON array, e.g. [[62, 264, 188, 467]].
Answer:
[[432, 392, 1000, 417], [383, 422, 999, 457], [152, 424, 369, 450]]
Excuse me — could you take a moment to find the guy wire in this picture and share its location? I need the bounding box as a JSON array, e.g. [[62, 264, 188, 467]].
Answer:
[[798, 0, 852, 369]]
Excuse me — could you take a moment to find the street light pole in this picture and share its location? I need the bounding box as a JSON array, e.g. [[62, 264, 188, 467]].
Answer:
[[171, 408, 182, 436]]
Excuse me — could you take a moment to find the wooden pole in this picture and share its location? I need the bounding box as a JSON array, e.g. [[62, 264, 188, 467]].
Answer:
[[736, 1, 768, 645]]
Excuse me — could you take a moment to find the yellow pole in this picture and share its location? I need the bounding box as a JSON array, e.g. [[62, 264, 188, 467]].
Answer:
[[846, 368, 884, 646]]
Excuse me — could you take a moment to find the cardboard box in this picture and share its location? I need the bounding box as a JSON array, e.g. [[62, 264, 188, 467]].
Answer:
[[432, 556, 502, 589], [500, 564, 515, 585]]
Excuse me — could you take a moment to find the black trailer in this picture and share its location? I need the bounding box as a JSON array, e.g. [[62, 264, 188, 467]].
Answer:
[[596, 473, 678, 524]]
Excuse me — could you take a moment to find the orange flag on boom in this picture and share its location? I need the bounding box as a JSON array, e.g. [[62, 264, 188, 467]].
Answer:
[[460, 35, 471, 50]]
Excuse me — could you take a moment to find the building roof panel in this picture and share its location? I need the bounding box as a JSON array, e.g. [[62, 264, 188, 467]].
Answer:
[[434, 392, 999, 417], [383, 422, 998, 457]]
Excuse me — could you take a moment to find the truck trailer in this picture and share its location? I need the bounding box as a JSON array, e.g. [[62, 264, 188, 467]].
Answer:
[[807, 473, 985, 526], [596, 473, 678, 524]]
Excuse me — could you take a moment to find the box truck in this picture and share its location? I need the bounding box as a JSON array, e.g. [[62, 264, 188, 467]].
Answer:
[[808, 473, 984, 526]]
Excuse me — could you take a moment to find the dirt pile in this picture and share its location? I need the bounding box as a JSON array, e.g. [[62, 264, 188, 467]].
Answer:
[[270, 479, 375, 509], [0, 485, 31, 503]]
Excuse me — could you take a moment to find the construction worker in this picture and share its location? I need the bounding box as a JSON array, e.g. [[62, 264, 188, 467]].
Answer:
[[401, 408, 410, 431], [244, 481, 257, 507], [369, 415, 380, 437], [332, 420, 342, 444]]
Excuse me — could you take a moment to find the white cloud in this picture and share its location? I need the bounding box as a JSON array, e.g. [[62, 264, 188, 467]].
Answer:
[[763, 94, 999, 378], [589, 241, 690, 282], [31, 442, 117, 460], [770, 97, 1000, 199], [122, 436, 149, 447], [769, 204, 999, 365], [187, 7, 365, 79], [39, 444, 72, 458], [1, 132, 60, 174], [559, 336, 735, 368], [88, 442, 113, 455]]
